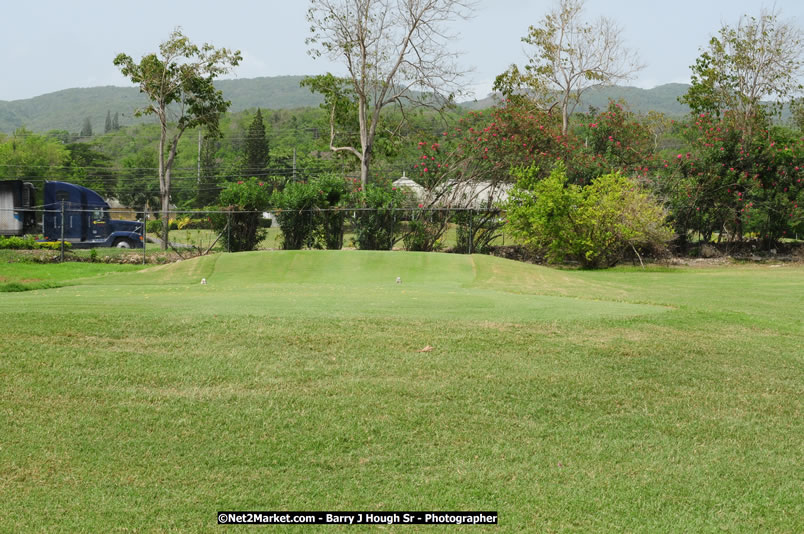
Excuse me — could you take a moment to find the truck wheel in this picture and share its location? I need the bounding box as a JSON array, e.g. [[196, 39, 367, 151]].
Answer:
[[114, 238, 132, 248]]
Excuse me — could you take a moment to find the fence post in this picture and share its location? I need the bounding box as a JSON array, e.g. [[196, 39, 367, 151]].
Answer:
[[468, 209, 474, 255], [142, 207, 147, 265], [60, 201, 65, 263], [227, 211, 231, 253]]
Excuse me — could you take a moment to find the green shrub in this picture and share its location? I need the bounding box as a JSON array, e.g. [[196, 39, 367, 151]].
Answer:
[[313, 174, 351, 250], [351, 185, 405, 250], [506, 164, 673, 268], [213, 178, 272, 252], [271, 181, 321, 250], [0, 236, 32, 249], [0, 236, 71, 250], [34, 241, 71, 251], [145, 219, 163, 236], [402, 210, 448, 252], [175, 216, 191, 230], [271, 175, 351, 250], [181, 218, 212, 230], [146, 217, 198, 237]]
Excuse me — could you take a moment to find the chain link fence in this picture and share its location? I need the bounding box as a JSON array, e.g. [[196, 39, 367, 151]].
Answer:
[[1, 205, 513, 263]]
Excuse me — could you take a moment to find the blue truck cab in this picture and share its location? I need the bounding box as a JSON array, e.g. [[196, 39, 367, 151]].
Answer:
[[43, 181, 144, 248]]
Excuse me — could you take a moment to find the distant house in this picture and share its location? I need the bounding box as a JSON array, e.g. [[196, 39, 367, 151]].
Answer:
[[392, 175, 425, 198], [107, 199, 181, 220], [106, 198, 138, 220], [392, 174, 510, 209]]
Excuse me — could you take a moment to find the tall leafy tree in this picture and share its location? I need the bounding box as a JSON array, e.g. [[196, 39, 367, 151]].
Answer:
[[0, 129, 70, 180], [494, 0, 643, 135], [680, 9, 803, 136], [116, 149, 161, 218], [112, 112, 120, 131], [105, 110, 112, 134], [66, 143, 114, 197], [114, 28, 241, 248], [243, 108, 269, 179]]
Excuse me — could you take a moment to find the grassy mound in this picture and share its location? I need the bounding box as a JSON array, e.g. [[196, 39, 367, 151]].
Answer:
[[24, 251, 669, 322]]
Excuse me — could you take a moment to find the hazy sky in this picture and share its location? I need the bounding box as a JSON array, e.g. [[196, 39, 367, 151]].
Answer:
[[1, 0, 802, 101]]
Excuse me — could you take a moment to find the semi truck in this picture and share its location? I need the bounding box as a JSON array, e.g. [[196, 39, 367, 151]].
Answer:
[[0, 180, 144, 248], [0, 180, 35, 236]]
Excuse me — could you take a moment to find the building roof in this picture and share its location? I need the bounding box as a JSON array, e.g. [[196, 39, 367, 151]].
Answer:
[[393, 175, 510, 208]]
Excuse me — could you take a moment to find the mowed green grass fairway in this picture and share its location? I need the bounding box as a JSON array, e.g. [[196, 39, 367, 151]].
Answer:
[[1, 251, 802, 532]]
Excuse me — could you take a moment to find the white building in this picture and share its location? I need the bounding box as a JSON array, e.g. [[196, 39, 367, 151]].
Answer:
[[392, 173, 510, 209]]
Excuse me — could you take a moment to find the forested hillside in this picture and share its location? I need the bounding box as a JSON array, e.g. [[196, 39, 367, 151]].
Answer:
[[0, 76, 692, 134], [0, 77, 325, 133], [463, 83, 691, 116]]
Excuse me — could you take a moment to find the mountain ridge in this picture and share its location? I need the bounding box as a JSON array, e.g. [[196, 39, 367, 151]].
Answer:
[[0, 76, 691, 134]]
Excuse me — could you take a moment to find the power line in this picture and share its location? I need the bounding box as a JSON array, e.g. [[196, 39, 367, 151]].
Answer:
[[3, 122, 460, 140]]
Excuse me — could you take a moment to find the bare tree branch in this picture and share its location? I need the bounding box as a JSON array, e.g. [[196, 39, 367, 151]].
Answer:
[[307, 0, 475, 188]]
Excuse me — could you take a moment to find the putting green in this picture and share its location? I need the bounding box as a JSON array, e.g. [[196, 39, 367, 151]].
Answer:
[[2, 251, 668, 322]]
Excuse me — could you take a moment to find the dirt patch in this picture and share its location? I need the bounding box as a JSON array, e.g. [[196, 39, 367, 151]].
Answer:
[[487, 245, 545, 264], [665, 257, 733, 267], [2, 249, 189, 265], [486, 242, 804, 268], [678, 240, 804, 259]]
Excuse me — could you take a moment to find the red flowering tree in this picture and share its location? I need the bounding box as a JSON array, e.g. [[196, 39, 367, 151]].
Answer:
[[666, 8, 804, 248], [574, 101, 654, 176], [412, 99, 661, 201], [653, 113, 803, 248], [406, 98, 803, 254], [412, 102, 577, 194]]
